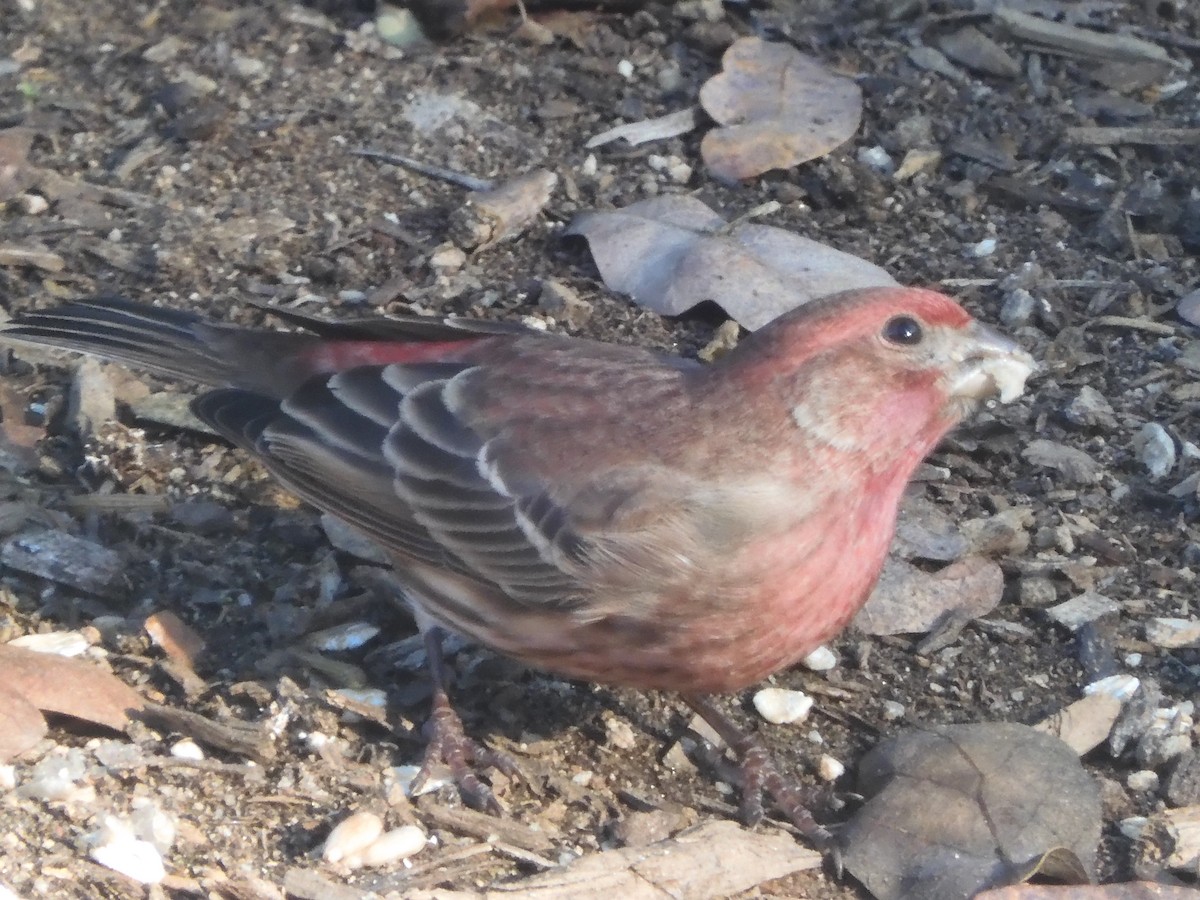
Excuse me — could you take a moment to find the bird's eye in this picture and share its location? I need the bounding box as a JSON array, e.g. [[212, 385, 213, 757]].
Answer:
[[882, 315, 923, 346]]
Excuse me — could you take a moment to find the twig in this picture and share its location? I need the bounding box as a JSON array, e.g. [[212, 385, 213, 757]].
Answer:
[[1088, 315, 1176, 335], [351, 148, 494, 191]]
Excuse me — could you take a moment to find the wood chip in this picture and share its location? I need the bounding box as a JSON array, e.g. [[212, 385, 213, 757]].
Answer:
[[1, 528, 126, 598], [1065, 126, 1200, 146], [995, 8, 1172, 64], [0, 243, 66, 272], [586, 107, 698, 149], [409, 820, 820, 900]]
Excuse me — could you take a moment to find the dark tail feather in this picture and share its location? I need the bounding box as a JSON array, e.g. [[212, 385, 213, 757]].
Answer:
[[2, 297, 239, 385], [191, 388, 281, 451]]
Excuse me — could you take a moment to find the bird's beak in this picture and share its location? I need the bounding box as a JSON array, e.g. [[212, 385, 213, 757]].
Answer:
[[949, 322, 1037, 404]]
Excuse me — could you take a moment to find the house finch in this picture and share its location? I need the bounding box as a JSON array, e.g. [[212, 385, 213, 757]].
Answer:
[[3, 288, 1033, 843]]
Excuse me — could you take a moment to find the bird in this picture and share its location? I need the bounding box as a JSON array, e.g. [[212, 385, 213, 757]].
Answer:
[[1, 287, 1034, 843]]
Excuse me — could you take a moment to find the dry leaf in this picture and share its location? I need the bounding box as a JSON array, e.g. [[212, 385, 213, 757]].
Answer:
[[0, 681, 49, 763], [854, 555, 1004, 637], [842, 724, 1101, 900], [700, 37, 862, 181], [567, 195, 896, 329], [0, 642, 144, 732]]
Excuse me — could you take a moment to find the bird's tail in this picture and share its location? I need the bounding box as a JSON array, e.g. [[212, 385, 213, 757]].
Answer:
[[1, 297, 320, 393]]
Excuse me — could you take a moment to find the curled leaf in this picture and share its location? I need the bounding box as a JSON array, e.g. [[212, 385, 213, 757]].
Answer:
[[567, 195, 895, 329]]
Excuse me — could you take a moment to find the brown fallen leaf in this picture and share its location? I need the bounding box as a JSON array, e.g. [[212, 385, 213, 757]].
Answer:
[[841, 724, 1101, 900], [567, 195, 896, 330], [700, 37, 862, 182], [0, 642, 144, 732], [0, 681, 49, 763], [853, 555, 1004, 637]]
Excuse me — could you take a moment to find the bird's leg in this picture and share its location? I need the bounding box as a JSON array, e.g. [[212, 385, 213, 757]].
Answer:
[[409, 627, 519, 813], [683, 693, 834, 849]]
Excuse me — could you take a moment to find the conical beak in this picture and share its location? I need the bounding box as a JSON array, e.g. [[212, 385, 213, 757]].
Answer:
[[949, 322, 1036, 404]]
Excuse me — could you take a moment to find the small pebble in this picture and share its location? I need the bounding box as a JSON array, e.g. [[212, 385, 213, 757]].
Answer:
[[1135, 423, 1176, 479], [604, 716, 637, 750], [1083, 673, 1141, 701], [1000, 288, 1036, 328], [1064, 386, 1116, 429], [818, 754, 845, 782], [89, 816, 166, 885], [130, 799, 177, 854], [617, 59, 635, 80], [752, 687, 813, 725], [307, 622, 381, 652], [169, 739, 204, 761], [351, 825, 428, 868], [1144, 617, 1200, 650], [18, 193, 48, 215], [856, 145, 894, 174], [323, 811, 385, 864], [429, 244, 466, 272], [802, 646, 837, 672], [1119, 816, 1148, 840], [1126, 770, 1159, 792], [969, 238, 997, 257], [882, 700, 906, 721]]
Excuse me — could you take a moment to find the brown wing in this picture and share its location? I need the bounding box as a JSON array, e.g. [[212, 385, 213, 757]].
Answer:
[[192, 355, 763, 623]]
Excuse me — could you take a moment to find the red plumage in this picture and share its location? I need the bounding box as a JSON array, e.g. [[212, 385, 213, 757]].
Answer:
[[2, 287, 1034, 834]]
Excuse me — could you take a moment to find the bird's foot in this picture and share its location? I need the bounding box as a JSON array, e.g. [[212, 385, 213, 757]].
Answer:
[[410, 688, 520, 814], [410, 626, 520, 814], [684, 693, 836, 851]]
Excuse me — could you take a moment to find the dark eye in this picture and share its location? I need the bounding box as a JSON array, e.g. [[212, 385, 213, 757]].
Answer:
[[882, 315, 923, 346]]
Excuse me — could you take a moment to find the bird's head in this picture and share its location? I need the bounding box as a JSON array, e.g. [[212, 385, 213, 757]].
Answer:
[[716, 287, 1036, 471]]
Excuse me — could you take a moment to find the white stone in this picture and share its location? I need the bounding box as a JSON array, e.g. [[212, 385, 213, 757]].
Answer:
[[801, 646, 837, 672], [817, 755, 845, 782], [752, 688, 813, 725], [89, 816, 165, 885], [322, 811, 384, 864], [352, 825, 428, 868], [169, 739, 204, 761]]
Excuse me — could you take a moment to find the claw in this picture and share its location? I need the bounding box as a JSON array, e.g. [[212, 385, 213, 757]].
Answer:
[[684, 693, 836, 849], [411, 627, 520, 813]]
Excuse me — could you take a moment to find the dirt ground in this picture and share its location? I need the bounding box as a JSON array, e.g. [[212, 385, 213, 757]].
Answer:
[[2, 0, 1199, 897]]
